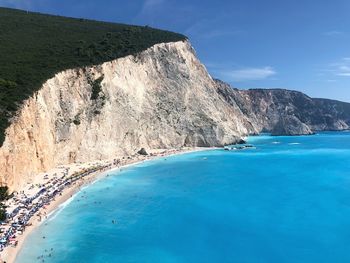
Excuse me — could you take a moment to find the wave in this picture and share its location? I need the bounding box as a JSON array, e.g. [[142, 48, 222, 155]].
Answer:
[[46, 193, 79, 223]]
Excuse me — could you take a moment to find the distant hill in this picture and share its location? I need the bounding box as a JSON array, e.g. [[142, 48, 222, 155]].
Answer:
[[215, 81, 350, 135], [0, 7, 186, 145]]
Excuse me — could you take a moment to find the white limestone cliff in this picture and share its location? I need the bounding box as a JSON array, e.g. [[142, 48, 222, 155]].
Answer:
[[0, 40, 254, 190]]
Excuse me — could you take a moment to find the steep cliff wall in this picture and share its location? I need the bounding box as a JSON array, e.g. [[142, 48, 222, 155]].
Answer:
[[216, 80, 350, 135], [2, 40, 350, 190], [0, 41, 254, 190]]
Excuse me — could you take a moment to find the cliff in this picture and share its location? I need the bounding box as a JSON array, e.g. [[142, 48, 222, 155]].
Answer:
[[1, 10, 350, 191], [0, 7, 186, 146], [0, 41, 254, 190], [216, 80, 350, 135], [1, 40, 350, 190]]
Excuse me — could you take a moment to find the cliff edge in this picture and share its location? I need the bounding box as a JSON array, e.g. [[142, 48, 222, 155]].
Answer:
[[0, 41, 253, 190], [216, 80, 350, 136], [1, 9, 350, 191]]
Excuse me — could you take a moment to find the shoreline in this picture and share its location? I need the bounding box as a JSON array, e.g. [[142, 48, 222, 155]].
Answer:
[[1, 147, 217, 263]]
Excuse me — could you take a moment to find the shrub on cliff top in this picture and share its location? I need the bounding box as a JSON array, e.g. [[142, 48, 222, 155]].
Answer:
[[0, 7, 186, 146], [90, 76, 104, 101]]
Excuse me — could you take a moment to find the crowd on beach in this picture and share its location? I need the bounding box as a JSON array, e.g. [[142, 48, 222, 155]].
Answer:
[[0, 148, 184, 262], [0, 162, 115, 253]]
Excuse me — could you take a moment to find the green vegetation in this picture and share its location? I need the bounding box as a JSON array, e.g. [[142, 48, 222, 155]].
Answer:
[[0, 7, 186, 146], [90, 76, 104, 101], [0, 186, 9, 221], [0, 186, 9, 201], [0, 204, 6, 222]]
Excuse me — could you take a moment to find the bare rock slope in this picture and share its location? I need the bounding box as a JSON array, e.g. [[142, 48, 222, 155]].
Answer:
[[216, 80, 350, 135], [1, 40, 350, 190], [0, 41, 254, 190]]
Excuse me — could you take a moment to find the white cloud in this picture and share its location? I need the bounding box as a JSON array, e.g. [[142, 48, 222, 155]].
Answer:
[[337, 72, 350, 76], [323, 30, 345, 37], [337, 65, 350, 76], [328, 58, 350, 77], [138, 0, 164, 17], [185, 20, 243, 40], [143, 0, 164, 8], [222, 67, 276, 82], [202, 29, 243, 39]]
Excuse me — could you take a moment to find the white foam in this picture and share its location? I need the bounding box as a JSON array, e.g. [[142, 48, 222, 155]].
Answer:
[[46, 192, 79, 222], [289, 142, 301, 145]]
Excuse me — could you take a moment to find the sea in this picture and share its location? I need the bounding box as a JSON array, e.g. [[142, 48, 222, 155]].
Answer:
[[16, 131, 350, 263]]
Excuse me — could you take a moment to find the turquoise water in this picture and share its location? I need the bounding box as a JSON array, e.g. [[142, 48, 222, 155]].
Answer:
[[16, 132, 350, 263]]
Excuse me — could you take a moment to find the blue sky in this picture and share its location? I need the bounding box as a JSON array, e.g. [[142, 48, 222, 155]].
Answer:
[[1, 0, 350, 101]]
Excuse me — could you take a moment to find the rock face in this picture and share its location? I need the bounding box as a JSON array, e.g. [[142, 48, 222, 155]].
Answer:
[[137, 148, 148, 156], [1, 40, 350, 190], [0, 40, 254, 190], [271, 116, 313, 136], [216, 80, 350, 136]]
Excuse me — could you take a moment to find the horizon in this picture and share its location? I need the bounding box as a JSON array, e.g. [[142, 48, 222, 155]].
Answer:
[[0, 0, 350, 102]]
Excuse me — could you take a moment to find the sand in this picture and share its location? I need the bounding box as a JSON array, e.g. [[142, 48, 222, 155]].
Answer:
[[1, 147, 215, 263]]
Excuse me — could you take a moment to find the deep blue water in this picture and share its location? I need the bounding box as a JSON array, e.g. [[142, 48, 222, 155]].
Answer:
[[16, 132, 350, 263]]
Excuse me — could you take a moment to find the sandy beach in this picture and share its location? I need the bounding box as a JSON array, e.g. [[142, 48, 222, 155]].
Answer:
[[1, 147, 215, 263]]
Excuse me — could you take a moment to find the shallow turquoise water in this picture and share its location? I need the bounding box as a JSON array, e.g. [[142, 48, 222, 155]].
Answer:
[[16, 132, 350, 263]]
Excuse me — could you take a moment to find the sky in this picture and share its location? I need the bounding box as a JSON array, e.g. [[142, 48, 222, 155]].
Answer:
[[1, 0, 350, 102]]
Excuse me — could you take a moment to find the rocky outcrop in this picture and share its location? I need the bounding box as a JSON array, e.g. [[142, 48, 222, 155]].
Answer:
[[1, 40, 350, 190], [271, 116, 313, 136], [0, 40, 253, 190], [137, 148, 148, 156], [216, 80, 350, 135]]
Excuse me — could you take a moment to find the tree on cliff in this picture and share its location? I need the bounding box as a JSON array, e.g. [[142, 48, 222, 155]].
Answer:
[[0, 186, 9, 221]]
